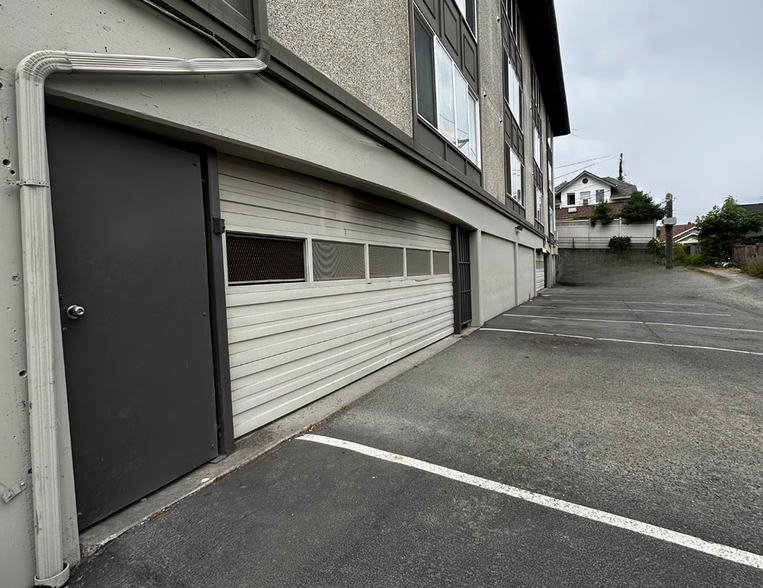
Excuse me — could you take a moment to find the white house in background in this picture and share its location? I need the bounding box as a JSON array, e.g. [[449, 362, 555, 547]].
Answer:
[[553, 171, 658, 248], [554, 171, 637, 221], [658, 222, 699, 245]]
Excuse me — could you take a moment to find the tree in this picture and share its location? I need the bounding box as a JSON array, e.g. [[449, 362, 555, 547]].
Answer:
[[619, 190, 666, 224], [589, 201, 615, 227], [696, 196, 763, 263]]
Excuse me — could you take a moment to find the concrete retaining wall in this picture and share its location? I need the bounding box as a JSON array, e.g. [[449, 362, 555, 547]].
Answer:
[[557, 249, 660, 285]]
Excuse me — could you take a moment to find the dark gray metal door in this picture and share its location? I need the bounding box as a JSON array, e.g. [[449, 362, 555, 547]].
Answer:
[[47, 110, 218, 529]]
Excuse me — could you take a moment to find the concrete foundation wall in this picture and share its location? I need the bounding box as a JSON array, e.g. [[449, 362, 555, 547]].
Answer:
[[557, 249, 660, 285]]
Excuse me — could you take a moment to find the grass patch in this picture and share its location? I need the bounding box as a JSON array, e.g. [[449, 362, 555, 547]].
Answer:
[[741, 257, 763, 279], [693, 269, 730, 282]]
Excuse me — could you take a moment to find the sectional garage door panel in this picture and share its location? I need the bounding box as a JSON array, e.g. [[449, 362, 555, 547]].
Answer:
[[219, 155, 453, 438]]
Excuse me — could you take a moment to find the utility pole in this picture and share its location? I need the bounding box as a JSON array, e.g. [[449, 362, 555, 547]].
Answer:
[[618, 153, 624, 181], [664, 193, 675, 270]]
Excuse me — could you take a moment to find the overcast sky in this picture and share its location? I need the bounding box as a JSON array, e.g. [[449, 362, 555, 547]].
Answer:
[[553, 0, 763, 223]]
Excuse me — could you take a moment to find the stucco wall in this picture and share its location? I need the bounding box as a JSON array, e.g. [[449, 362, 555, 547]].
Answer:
[[477, 0, 506, 204], [267, 0, 413, 137]]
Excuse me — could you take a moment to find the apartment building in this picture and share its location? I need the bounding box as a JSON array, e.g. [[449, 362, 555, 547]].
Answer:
[[0, 1, 568, 585]]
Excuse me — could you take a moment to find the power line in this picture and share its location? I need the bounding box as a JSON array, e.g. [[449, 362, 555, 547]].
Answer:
[[554, 155, 619, 182], [554, 154, 617, 171]]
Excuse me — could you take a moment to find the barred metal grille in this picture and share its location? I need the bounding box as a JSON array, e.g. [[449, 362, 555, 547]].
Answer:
[[227, 234, 305, 284], [313, 240, 365, 281], [369, 245, 404, 278], [433, 251, 450, 275], [406, 249, 431, 276]]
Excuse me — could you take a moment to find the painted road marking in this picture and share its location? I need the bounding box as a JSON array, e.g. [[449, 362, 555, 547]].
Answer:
[[535, 299, 707, 307], [481, 328, 763, 356], [502, 314, 763, 335], [518, 306, 729, 316], [298, 434, 763, 570]]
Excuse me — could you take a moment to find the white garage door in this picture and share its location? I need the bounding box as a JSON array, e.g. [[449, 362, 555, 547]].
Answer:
[[535, 251, 545, 292], [219, 155, 454, 437]]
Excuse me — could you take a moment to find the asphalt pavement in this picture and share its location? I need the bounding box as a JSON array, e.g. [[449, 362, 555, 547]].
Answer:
[[69, 267, 763, 587]]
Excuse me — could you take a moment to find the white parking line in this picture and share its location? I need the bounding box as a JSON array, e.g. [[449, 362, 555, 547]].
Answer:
[[519, 306, 729, 316], [481, 328, 763, 356], [502, 314, 763, 335], [298, 434, 763, 570], [534, 299, 707, 307]]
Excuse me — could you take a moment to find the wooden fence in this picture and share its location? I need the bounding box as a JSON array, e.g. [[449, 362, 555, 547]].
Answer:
[[732, 244, 763, 263]]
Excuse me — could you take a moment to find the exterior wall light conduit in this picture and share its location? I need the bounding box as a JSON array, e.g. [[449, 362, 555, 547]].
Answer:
[[15, 49, 268, 588]]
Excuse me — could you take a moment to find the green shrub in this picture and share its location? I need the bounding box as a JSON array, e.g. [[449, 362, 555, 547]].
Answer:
[[672, 243, 688, 263], [684, 254, 703, 266], [608, 236, 632, 252], [741, 257, 763, 279], [647, 238, 665, 258]]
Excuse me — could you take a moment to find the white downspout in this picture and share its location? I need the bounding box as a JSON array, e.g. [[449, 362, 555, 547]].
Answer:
[[16, 50, 267, 587]]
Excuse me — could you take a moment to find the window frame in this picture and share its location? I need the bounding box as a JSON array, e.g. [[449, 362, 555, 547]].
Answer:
[[535, 185, 544, 225], [506, 142, 525, 207], [567, 193, 575, 206], [414, 18, 482, 167]]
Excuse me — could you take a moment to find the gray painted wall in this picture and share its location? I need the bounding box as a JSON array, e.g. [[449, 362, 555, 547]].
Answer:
[[481, 233, 517, 321]]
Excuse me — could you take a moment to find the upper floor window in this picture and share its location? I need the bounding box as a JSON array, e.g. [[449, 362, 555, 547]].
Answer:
[[535, 186, 544, 225], [501, 0, 521, 48], [505, 143, 524, 206], [533, 125, 541, 166], [455, 0, 477, 36], [567, 193, 575, 206], [504, 51, 522, 127], [415, 18, 480, 166], [596, 189, 605, 203], [581, 191, 591, 205]]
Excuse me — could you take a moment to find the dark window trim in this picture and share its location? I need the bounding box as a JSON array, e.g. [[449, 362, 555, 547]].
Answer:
[[147, 0, 265, 50]]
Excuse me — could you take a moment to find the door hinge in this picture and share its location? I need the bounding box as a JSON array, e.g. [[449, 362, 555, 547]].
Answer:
[[2, 480, 27, 504], [212, 217, 226, 234]]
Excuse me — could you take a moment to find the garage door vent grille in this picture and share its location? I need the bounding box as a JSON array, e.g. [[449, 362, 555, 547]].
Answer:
[[406, 249, 431, 276], [313, 240, 365, 281], [433, 251, 450, 275], [369, 245, 404, 278], [227, 234, 305, 284]]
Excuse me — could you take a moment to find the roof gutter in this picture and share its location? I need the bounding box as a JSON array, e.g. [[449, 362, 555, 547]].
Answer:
[[15, 50, 267, 588]]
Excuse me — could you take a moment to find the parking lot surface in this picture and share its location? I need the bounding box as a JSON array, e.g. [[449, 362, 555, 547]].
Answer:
[[70, 269, 763, 587]]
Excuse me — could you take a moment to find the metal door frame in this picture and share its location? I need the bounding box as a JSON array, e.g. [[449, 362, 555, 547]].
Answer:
[[451, 225, 472, 334], [50, 107, 235, 457]]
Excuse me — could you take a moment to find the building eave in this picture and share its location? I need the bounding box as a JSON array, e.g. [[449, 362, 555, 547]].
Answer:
[[519, 0, 570, 137]]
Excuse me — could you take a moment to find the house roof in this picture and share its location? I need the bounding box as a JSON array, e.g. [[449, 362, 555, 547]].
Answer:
[[739, 202, 763, 238], [658, 222, 697, 242], [518, 0, 570, 137], [554, 171, 637, 198]]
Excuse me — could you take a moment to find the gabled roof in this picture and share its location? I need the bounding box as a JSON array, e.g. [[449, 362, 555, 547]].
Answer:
[[554, 170, 637, 198], [658, 222, 697, 242], [739, 202, 763, 215], [601, 177, 637, 199]]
